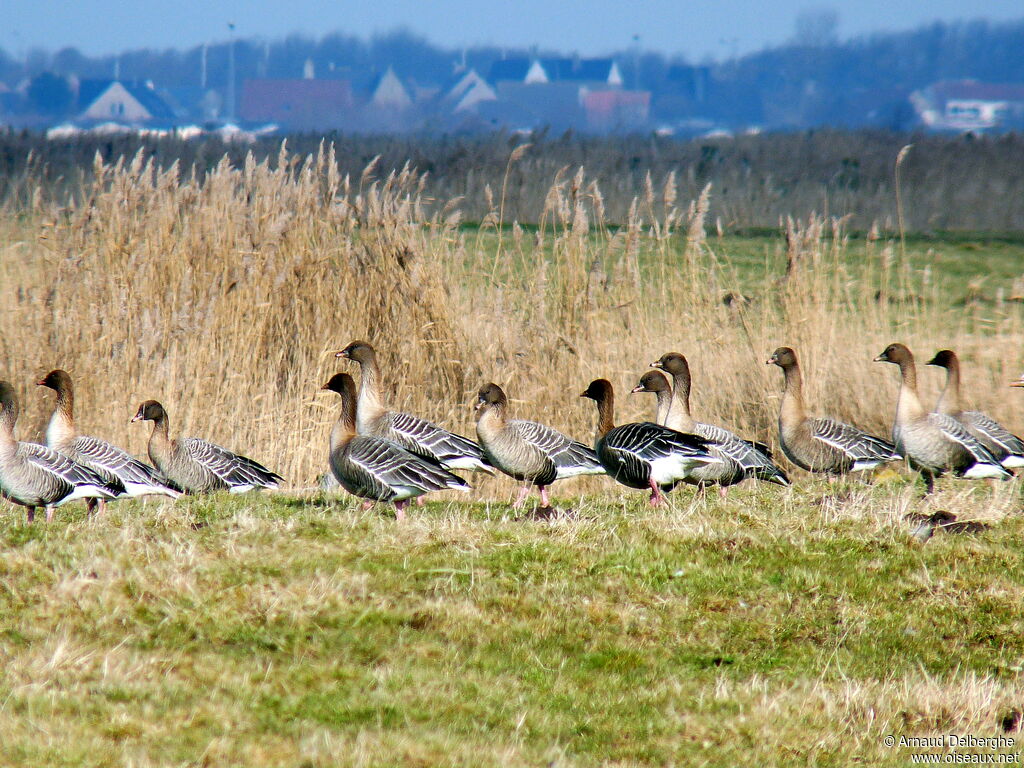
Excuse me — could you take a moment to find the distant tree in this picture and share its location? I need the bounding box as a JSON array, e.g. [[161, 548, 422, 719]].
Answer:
[[27, 72, 73, 116]]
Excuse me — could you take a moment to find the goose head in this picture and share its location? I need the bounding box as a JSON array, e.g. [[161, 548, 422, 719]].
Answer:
[[926, 349, 957, 369], [766, 346, 797, 368], [131, 400, 166, 423], [651, 352, 689, 378], [36, 369, 73, 394], [475, 382, 507, 413], [335, 341, 376, 364], [631, 370, 671, 395], [874, 342, 913, 365]]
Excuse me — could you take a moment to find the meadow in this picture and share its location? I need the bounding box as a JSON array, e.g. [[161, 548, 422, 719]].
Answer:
[[1, 141, 1024, 765]]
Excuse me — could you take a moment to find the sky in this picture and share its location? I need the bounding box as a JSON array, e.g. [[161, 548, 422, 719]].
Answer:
[[6, 0, 1024, 61]]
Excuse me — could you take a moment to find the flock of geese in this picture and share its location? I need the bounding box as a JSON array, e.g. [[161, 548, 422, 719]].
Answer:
[[2, 341, 1023, 522]]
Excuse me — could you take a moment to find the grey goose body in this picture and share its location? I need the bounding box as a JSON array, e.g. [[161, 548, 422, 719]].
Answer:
[[875, 343, 1009, 490], [475, 382, 603, 507], [580, 379, 720, 506], [645, 357, 789, 489], [0, 381, 122, 522], [927, 350, 1024, 469], [323, 374, 469, 519], [336, 341, 492, 474], [38, 370, 181, 503], [131, 401, 282, 494], [767, 347, 901, 475]]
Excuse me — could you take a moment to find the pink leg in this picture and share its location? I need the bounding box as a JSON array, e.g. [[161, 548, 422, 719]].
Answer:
[[718, 485, 728, 499], [512, 485, 531, 509], [394, 499, 408, 521], [416, 496, 425, 507], [539, 486, 551, 507], [45, 506, 55, 523], [828, 474, 837, 485], [361, 500, 374, 510], [648, 479, 664, 507]]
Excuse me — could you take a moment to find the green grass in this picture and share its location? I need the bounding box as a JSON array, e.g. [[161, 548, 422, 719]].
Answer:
[[1, 476, 1023, 766]]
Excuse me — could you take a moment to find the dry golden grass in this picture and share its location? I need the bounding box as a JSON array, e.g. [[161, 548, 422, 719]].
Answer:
[[1, 143, 1023, 496]]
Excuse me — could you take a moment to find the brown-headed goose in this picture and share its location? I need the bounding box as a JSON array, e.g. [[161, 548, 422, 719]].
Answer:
[[637, 362, 789, 490], [767, 346, 901, 476], [38, 370, 181, 510], [336, 341, 492, 474], [323, 373, 469, 519], [131, 401, 283, 494], [0, 381, 122, 522], [926, 350, 1024, 468], [475, 382, 604, 508], [580, 379, 719, 506], [874, 343, 1010, 491]]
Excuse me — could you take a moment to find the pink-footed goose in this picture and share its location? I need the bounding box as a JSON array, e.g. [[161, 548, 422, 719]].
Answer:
[[767, 347, 901, 476], [475, 382, 603, 508], [336, 341, 492, 474], [926, 350, 1024, 468], [646, 354, 789, 490], [580, 379, 720, 506], [131, 401, 283, 494], [874, 343, 1010, 492], [323, 373, 469, 519], [0, 381, 122, 522], [38, 370, 181, 511]]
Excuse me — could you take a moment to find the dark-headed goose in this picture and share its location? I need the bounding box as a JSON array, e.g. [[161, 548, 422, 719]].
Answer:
[[926, 350, 1024, 468], [639, 358, 789, 490], [323, 373, 469, 519], [38, 370, 181, 510], [767, 347, 901, 476], [131, 401, 282, 494], [336, 341, 492, 474], [874, 343, 1010, 491], [475, 382, 603, 508], [580, 379, 719, 506], [0, 381, 122, 522]]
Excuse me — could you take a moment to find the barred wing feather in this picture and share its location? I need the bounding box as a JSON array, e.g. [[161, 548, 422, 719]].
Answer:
[[181, 438, 282, 490]]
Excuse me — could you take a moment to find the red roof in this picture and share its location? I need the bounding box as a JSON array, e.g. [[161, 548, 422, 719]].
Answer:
[[240, 79, 354, 128]]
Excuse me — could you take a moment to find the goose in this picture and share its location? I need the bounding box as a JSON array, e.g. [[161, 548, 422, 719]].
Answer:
[[131, 401, 283, 494], [336, 341, 492, 474], [639, 359, 790, 490], [767, 346, 901, 477], [926, 350, 1024, 468], [579, 378, 720, 506], [874, 343, 1010, 491], [0, 381, 122, 522], [475, 382, 604, 508], [37, 370, 182, 510], [323, 373, 469, 519]]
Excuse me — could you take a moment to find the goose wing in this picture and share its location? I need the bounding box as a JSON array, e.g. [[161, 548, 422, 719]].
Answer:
[[508, 419, 603, 476], [387, 411, 491, 471], [347, 437, 470, 495], [180, 438, 282, 490], [695, 422, 789, 484], [22, 443, 122, 498], [71, 435, 177, 494], [605, 422, 715, 464], [962, 411, 1024, 459], [808, 418, 901, 462], [927, 413, 1006, 467]]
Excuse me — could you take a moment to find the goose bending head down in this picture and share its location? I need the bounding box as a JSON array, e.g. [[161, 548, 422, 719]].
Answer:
[[925, 349, 1024, 469], [131, 400, 283, 495], [0, 381, 122, 522], [874, 343, 1010, 491], [335, 339, 492, 474], [475, 382, 603, 509], [580, 378, 720, 506], [322, 373, 469, 519]]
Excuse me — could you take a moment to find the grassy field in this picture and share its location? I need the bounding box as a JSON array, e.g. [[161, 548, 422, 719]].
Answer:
[[1, 477, 1022, 767], [2, 146, 1024, 765]]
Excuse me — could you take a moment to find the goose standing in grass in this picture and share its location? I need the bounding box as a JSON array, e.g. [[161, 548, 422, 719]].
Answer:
[[767, 347, 901, 477], [926, 350, 1024, 469], [336, 341, 492, 474], [638, 359, 789, 492], [874, 343, 1010, 492], [0, 381, 122, 522], [323, 373, 469, 519], [131, 401, 282, 494], [579, 378, 720, 506], [475, 382, 604, 508], [38, 370, 181, 511]]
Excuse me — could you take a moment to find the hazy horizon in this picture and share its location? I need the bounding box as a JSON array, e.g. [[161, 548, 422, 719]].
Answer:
[[7, 1, 1024, 63]]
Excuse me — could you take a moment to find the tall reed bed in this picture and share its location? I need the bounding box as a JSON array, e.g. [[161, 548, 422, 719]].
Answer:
[[1, 145, 1022, 489]]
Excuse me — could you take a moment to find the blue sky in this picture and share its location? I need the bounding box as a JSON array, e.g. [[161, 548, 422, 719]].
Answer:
[[6, 0, 1023, 61]]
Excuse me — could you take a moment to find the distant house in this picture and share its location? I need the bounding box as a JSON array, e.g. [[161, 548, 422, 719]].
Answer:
[[583, 90, 650, 131], [78, 79, 175, 123], [444, 68, 497, 113], [240, 79, 354, 129], [494, 82, 586, 130], [370, 66, 412, 110], [488, 57, 623, 88], [911, 80, 1024, 132]]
